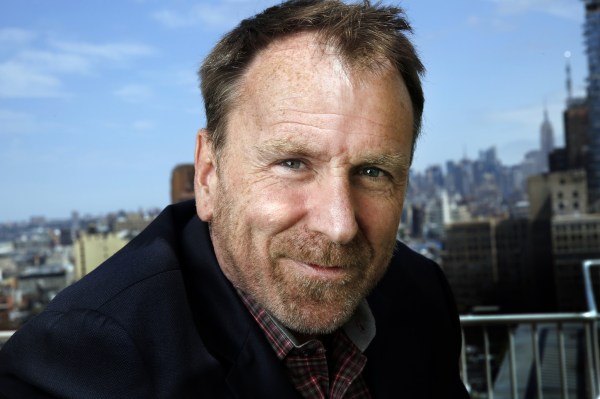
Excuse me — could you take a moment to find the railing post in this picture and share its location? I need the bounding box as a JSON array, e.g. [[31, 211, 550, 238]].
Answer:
[[582, 260, 600, 397], [460, 329, 470, 393], [582, 260, 600, 314], [532, 323, 543, 399], [558, 322, 569, 399], [484, 326, 494, 399], [507, 326, 518, 399], [592, 317, 600, 399], [585, 323, 597, 399]]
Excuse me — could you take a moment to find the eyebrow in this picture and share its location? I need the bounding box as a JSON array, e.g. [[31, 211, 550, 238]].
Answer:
[[361, 153, 411, 170], [254, 138, 321, 160], [254, 138, 410, 170]]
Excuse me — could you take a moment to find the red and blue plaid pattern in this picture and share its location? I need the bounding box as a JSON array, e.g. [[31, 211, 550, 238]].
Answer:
[[239, 291, 371, 399]]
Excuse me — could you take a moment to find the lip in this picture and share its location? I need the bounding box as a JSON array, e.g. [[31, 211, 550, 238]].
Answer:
[[289, 259, 348, 279]]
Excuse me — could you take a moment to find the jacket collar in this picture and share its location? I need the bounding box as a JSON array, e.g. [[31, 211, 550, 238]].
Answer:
[[177, 210, 300, 398]]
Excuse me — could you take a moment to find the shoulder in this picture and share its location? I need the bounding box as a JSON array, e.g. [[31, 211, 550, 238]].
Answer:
[[367, 240, 460, 341], [49, 201, 199, 313], [364, 241, 467, 397], [0, 308, 155, 398], [371, 241, 452, 304], [0, 201, 223, 397]]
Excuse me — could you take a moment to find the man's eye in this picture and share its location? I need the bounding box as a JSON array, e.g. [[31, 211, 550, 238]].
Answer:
[[360, 167, 385, 178], [280, 159, 304, 169]]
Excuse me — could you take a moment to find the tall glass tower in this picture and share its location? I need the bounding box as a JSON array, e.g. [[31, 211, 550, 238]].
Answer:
[[583, 0, 600, 208]]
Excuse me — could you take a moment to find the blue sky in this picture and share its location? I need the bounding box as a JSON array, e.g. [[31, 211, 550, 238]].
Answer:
[[0, 0, 589, 222]]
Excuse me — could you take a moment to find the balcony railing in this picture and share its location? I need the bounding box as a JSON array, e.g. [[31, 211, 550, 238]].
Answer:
[[460, 259, 600, 399], [460, 312, 599, 398]]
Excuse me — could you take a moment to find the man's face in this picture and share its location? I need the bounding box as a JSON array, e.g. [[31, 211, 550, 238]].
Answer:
[[195, 33, 414, 336]]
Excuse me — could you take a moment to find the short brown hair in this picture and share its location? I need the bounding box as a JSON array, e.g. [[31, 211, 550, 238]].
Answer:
[[199, 0, 425, 159]]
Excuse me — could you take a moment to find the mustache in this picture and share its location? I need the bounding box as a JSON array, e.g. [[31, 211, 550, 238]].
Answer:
[[270, 230, 372, 268]]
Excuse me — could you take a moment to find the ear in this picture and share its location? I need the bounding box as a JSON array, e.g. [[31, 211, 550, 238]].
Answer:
[[194, 129, 217, 222]]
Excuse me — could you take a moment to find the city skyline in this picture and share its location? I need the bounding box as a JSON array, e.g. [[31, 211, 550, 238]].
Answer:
[[0, 0, 589, 221]]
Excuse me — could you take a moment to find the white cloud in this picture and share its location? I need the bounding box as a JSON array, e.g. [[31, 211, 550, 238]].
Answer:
[[132, 120, 155, 131], [0, 28, 36, 45], [152, 5, 238, 29], [490, 17, 516, 32], [486, 99, 564, 145], [487, 0, 581, 21], [0, 34, 157, 98], [0, 109, 38, 134], [489, 104, 543, 128], [49, 39, 156, 61], [17, 50, 92, 74], [0, 62, 65, 98], [467, 15, 482, 27], [152, 9, 192, 29], [114, 84, 154, 102], [152, 2, 275, 30]]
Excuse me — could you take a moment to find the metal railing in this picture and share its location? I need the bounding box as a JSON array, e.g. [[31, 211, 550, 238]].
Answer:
[[460, 312, 600, 398], [460, 259, 600, 399]]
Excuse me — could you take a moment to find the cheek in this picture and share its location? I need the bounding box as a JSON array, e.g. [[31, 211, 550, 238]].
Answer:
[[355, 193, 404, 244], [245, 182, 307, 230]]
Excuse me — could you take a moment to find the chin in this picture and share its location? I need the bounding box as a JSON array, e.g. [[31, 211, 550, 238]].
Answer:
[[269, 297, 359, 336]]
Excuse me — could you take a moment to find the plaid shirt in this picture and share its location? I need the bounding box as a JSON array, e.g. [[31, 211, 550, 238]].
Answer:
[[238, 291, 373, 399]]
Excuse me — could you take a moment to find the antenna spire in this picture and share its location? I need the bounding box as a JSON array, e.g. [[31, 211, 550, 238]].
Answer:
[[565, 50, 573, 103]]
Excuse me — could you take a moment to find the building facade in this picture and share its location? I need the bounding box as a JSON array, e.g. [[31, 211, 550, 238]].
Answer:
[[171, 164, 195, 204], [73, 232, 128, 280], [552, 213, 600, 310], [583, 0, 600, 208], [442, 218, 532, 313]]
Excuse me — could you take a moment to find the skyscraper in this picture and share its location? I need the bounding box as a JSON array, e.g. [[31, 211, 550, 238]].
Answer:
[[540, 108, 555, 172], [583, 0, 600, 208]]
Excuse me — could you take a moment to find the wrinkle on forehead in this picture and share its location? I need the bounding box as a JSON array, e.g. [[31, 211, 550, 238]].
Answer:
[[238, 32, 397, 98], [224, 31, 414, 161]]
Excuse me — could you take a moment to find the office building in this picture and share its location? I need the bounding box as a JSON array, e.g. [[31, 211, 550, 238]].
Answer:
[[442, 218, 531, 313], [583, 0, 600, 208], [564, 98, 589, 170], [552, 213, 600, 310], [171, 164, 195, 204], [73, 232, 128, 280], [527, 169, 588, 220], [443, 220, 496, 313]]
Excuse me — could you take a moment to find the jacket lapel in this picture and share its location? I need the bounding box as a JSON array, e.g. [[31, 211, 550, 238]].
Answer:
[[179, 214, 300, 398]]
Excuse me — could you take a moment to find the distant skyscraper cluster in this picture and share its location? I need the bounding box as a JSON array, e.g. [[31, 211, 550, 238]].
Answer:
[[403, 0, 600, 314]]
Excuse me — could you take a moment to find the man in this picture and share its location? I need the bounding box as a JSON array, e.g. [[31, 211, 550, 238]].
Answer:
[[0, 1, 469, 398]]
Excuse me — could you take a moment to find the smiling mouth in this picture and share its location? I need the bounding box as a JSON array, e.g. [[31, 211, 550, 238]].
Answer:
[[290, 260, 348, 278]]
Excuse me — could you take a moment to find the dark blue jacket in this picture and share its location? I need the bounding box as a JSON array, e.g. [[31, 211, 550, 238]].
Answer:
[[0, 200, 469, 398]]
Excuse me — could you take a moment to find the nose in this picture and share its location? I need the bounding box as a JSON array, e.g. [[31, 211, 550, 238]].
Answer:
[[307, 175, 359, 244]]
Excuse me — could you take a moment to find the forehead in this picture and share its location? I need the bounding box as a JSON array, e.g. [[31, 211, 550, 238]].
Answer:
[[233, 32, 413, 131], [241, 33, 394, 92]]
